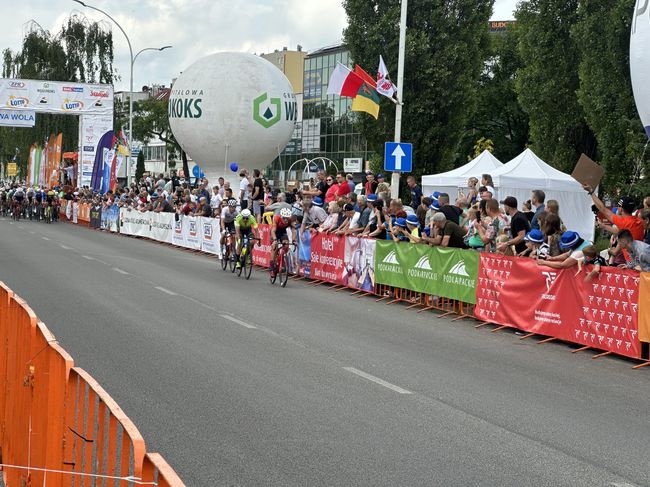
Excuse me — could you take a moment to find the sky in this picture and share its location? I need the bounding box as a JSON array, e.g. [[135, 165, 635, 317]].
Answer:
[[4, 0, 518, 92]]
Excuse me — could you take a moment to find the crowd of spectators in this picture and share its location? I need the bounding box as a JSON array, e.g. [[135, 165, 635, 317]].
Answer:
[[51, 167, 650, 275]]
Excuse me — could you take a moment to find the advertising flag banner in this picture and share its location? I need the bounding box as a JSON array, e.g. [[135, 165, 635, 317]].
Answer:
[[150, 212, 174, 244], [637, 273, 650, 343], [252, 224, 273, 267], [310, 232, 346, 284], [474, 254, 641, 359], [183, 215, 202, 250], [433, 247, 479, 304], [173, 216, 185, 247], [101, 204, 120, 232], [199, 217, 221, 255], [89, 204, 102, 229], [297, 229, 312, 278], [343, 237, 376, 292]]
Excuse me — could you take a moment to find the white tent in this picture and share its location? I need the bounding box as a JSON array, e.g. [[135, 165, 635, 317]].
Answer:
[[421, 150, 503, 198], [491, 148, 594, 242]]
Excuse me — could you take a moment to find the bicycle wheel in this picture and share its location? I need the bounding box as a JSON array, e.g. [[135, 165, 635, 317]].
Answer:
[[269, 256, 278, 284], [220, 244, 229, 270], [236, 251, 244, 277], [244, 249, 253, 280], [229, 243, 237, 273], [279, 253, 289, 288]]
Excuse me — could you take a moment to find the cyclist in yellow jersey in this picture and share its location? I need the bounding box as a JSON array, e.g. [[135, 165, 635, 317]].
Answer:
[[234, 209, 259, 265]]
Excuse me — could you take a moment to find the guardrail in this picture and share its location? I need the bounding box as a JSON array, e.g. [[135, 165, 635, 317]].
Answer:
[[0, 282, 185, 486]]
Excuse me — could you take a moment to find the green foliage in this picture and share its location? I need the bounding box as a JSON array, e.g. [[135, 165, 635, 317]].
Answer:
[[135, 150, 145, 182], [471, 137, 495, 159], [571, 0, 648, 192], [515, 0, 596, 172], [343, 0, 495, 184]]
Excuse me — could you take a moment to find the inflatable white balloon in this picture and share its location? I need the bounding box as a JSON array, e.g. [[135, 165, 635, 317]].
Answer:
[[631, 0, 650, 138], [169, 52, 297, 179]]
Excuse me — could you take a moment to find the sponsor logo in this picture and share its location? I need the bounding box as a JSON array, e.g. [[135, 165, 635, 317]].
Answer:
[[6, 95, 29, 107], [63, 86, 84, 93], [9, 81, 26, 89], [62, 99, 84, 110], [449, 260, 469, 277], [37, 82, 55, 94], [189, 219, 197, 237], [83, 146, 94, 152], [90, 89, 109, 98], [203, 223, 212, 239], [382, 250, 399, 264], [0, 112, 35, 123], [253, 92, 282, 128], [541, 271, 557, 301], [414, 255, 432, 270], [168, 88, 203, 119]]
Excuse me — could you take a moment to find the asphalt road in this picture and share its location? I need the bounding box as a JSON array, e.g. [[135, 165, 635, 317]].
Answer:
[[0, 216, 649, 487]]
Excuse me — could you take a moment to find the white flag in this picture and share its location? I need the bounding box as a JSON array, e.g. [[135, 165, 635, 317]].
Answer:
[[377, 55, 397, 99]]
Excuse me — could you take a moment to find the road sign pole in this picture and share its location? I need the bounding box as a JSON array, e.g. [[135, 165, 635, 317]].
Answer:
[[391, 0, 408, 200]]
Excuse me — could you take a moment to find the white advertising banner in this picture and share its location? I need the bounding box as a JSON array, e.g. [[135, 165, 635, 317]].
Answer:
[[200, 217, 221, 255], [0, 108, 35, 127], [79, 114, 113, 188], [173, 216, 185, 247], [150, 212, 174, 244], [183, 215, 202, 251], [0, 79, 113, 115], [120, 208, 151, 238]]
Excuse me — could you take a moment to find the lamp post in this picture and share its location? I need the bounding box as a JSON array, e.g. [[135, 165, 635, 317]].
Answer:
[[72, 1, 171, 186]]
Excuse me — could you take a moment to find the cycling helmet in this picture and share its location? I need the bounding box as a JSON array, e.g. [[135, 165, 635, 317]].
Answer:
[[280, 208, 292, 218], [227, 199, 238, 207], [241, 209, 252, 219]]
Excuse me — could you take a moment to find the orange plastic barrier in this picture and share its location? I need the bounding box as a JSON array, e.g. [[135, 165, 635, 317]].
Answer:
[[78, 202, 90, 223], [0, 282, 185, 486], [639, 273, 650, 343]]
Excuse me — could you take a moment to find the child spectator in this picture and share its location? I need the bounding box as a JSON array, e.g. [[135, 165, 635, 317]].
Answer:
[[519, 229, 545, 257], [576, 245, 607, 281]]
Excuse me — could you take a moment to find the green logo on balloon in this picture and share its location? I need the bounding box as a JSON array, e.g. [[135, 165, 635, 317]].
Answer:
[[253, 92, 282, 128]]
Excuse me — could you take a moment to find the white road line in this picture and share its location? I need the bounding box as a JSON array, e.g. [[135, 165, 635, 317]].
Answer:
[[154, 286, 177, 296], [29, 231, 35, 235], [60, 244, 73, 250], [82, 255, 95, 260], [610, 483, 638, 487], [343, 367, 413, 395], [41, 237, 50, 241], [112, 267, 129, 275], [220, 314, 258, 329]]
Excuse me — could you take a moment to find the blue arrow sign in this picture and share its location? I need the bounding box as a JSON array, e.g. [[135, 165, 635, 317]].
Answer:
[[384, 142, 413, 172]]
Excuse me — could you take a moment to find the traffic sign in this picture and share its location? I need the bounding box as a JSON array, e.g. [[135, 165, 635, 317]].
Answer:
[[384, 142, 412, 172]]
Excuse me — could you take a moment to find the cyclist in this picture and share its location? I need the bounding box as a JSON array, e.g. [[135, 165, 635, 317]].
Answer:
[[12, 186, 25, 217], [270, 207, 293, 276], [234, 208, 259, 267], [220, 199, 238, 248]]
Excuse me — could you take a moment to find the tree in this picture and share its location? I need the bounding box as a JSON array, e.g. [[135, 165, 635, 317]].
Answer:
[[343, 0, 495, 186], [515, 0, 596, 171], [572, 0, 648, 192], [135, 150, 145, 182]]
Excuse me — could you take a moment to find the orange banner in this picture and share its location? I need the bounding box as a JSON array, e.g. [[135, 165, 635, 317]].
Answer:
[[638, 273, 650, 343]]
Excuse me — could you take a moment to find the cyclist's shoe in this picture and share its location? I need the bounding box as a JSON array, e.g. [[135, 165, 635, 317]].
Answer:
[[236, 261, 241, 269]]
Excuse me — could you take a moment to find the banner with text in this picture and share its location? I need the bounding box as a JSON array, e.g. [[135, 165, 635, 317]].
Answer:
[[252, 224, 273, 267], [200, 217, 220, 255], [474, 254, 641, 359], [344, 237, 376, 292], [150, 212, 174, 244], [374, 241, 478, 303], [120, 208, 151, 238], [310, 232, 346, 284], [101, 204, 120, 232]]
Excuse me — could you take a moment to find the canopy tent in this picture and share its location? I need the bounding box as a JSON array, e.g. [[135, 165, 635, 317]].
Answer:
[[491, 148, 594, 242], [422, 150, 503, 198]]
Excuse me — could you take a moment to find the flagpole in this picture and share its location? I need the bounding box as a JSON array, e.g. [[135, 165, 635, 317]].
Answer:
[[391, 0, 407, 200]]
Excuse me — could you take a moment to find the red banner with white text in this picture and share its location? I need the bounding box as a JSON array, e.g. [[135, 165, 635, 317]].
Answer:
[[310, 232, 346, 285], [474, 254, 641, 359], [252, 224, 272, 268]]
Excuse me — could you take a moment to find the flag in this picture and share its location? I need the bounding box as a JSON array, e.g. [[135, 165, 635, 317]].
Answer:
[[354, 65, 377, 88], [327, 62, 364, 97], [351, 83, 381, 119], [377, 55, 397, 99]]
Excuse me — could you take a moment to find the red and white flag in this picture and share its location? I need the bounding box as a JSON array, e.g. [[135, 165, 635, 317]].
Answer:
[[326, 62, 364, 98], [377, 55, 397, 99]]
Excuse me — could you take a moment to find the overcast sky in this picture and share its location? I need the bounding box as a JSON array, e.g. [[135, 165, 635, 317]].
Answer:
[[5, 0, 517, 92]]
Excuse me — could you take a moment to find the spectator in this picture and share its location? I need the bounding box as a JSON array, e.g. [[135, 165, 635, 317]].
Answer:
[[584, 185, 644, 241], [324, 175, 338, 203], [407, 176, 422, 208], [152, 192, 174, 213], [438, 192, 462, 224], [197, 178, 210, 203], [529, 190, 546, 230], [210, 185, 222, 214], [251, 169, 264, 222], [576, 245, 607, 282], [460, 177, 479, 205], [194, 196, 211, 217], [239, 171, 249, 209], [363, 195, 388, 239], [522, 200, 534, 222], [335, 172, 351, 198], [347, 195, 369, 234], [481, 173, 494, 189], [320, 201, 341, 233], [541, 213, 563, 257], [417, 196, 431, 228], [346, 174, 356, 194], [301, 196, 328, 231], [539, 231, 590, 269], [425, 198, 440, 229], [519, 229, 545, 258], [545, 199, 566, 231], [498, 196, 530, 254], [475, 198, 507, 252], [336, 203, 356, 234], [478, 185, 494, 201], [609, 229, 650, 271], [389, 217, 410, 242], [642, 208, 650, 245], [425, 212, 467, 248], [464, 207, 485, 250], [364, 172, 378, 195], [376, 174, 389, 193], [217, 177, 225, 195], [266, 192, 292, 215]]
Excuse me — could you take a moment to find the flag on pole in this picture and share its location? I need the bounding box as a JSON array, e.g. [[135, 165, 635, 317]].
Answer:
[[377, 55, 397, 99], [354, 65, 377, 88], [351, 83, 381, 119], [327, 62, 365, 97]]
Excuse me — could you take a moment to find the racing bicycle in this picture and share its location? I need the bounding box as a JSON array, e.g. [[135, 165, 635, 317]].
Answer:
[[270, 240, 296, 288], [220, 231, 236, 272], [235, 235, 260, 279]]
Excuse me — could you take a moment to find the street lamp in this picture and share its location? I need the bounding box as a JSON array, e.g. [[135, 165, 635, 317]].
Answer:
[[72, 0, 171, 186]]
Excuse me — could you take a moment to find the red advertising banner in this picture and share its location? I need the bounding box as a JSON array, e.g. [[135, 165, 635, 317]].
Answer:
[[475, 254, 641, 359], [310, 232, 346, 285], [252, 224, 272, 268], [638, 273, 650, 344]]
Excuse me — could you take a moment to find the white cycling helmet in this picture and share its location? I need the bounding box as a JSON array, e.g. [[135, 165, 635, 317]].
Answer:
[[241, 209, 251, 218], [280, 208, 292, 218]]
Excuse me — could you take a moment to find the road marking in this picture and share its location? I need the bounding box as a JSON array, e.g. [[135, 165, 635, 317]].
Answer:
[[220, 314, 258, 329], [154, 286, 177, 296], [29, 231, 35, 235], [60, 244, 73, 250], [82, 255, 95, 260], [18, 226, 24, 229], [112, 267, 129, 275], [343, 367, 413, 395], [610, 483, 638, 487], [41, 236, 50, 241]]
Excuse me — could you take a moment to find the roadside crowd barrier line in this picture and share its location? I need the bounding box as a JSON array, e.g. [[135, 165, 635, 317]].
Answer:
[[60, 208, 650, 361], [0, 281, 186, 486]]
